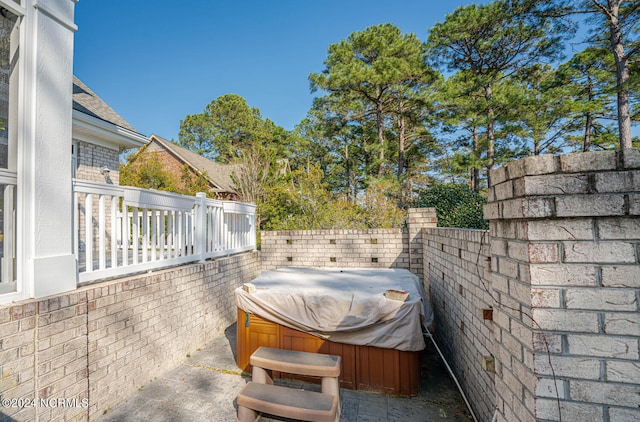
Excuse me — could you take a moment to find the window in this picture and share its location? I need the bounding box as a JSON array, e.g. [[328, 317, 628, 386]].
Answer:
[[0, 2, 20, 294], [0, 5, 19, 170]]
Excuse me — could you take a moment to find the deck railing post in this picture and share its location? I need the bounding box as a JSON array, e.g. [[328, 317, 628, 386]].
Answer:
[[195, 192, 207, 262], [251, 210, 256, 251]]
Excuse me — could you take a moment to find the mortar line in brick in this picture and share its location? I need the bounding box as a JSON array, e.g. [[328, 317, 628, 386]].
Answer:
[[623, 194, 630, 216], [561, 335, 568, 355], [34, 302, 40, 415], [84, 290, 91, 421], [598, 312, 605, 335], [587, 173, 597, 194], [599, 360, 607, 382]]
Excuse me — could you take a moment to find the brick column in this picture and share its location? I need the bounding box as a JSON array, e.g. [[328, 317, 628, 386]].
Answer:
[[484, 150, 640, 422], [407, 208, 437, 281]]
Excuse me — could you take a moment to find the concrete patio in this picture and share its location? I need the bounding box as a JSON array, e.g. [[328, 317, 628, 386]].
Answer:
[[97, 323, 472, 422]]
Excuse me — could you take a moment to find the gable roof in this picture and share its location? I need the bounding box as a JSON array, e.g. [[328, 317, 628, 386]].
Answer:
[[72, 76, 148, 148], [149, 134, 239, 194], [72, 76, 136, 132]]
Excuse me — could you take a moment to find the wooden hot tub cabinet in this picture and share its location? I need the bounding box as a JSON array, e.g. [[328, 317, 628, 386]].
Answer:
[[237, 309, 421, 397]]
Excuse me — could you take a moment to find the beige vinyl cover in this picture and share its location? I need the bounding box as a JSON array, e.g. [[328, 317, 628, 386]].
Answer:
[[235, 267, 433, 351]]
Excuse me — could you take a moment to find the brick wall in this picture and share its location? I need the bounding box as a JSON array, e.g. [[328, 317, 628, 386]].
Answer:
[[260, 228, 410, 271], [408, 208, 437, 281], [260, 209, 436, 280], [74, 140, 120, 253], [485, 149, 640, 422], [143, 147, 192, 191], [0, 252, 259, 421], [75, 140, 119, 184], [423, 228, 495, 422], [3, 148, 639, 422]]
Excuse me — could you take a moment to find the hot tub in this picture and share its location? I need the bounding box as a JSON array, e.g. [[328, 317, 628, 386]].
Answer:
[[235, 267, 433, 396]]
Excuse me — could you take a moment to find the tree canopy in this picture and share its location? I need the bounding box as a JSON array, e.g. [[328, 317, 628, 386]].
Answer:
[[427, 0, 564, 182], [309, 23, 440, 203], [124, 3, 639, 232]]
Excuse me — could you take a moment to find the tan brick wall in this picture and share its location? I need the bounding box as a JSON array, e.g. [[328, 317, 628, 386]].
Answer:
[[75, 140, 120, 185], [407, 208, 437, 280], [74, 140, 120, 254], [0, 252, 259, 421], [4, 145, 640, 422], [0, 302, 38, 421], [261, 229, 410, 272], [485, 149, 640, 422], [423, 228, 495, 422], [260, 209, 437, 280]]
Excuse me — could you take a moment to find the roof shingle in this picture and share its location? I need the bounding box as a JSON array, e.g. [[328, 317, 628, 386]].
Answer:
[[73, 76, 136, 131], [149, 135, 239, 193]]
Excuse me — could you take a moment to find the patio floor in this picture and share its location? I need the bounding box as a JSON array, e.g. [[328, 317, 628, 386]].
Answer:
[[97, 323, 473, 422]]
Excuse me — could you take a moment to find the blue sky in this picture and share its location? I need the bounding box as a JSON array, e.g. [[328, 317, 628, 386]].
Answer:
[[73, 1, 491, 141]]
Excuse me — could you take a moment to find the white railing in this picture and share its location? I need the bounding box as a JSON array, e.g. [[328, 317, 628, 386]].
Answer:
[[73, 180, 256, 284], [0, 169, 16, 294]]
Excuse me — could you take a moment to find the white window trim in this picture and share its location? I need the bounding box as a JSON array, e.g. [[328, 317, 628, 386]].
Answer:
[[72, 140, 77, 178], [0, 1, 26, 19], [0, 0, 24, 303]]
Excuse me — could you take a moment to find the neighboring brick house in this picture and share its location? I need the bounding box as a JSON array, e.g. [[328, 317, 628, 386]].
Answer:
[[72, 76, 148, 184], [128, 134, 240, 200]]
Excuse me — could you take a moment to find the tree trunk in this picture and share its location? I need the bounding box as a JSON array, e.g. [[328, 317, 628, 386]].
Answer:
[[345, 140, 352, 202], [396, 101, 406, 208], [584, 73, 594, 152], [396, 102, 406, 182], [603, 0, 633, 149], [584, 112, 593, 152], [470, 125, 480, 193], [376, 85, 385, 174], [484, 84, 495, 186]]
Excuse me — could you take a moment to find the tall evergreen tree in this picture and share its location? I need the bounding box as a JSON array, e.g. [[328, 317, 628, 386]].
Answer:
[[309, 23, 437, 181], [433, 70, 487, 192], [537, 0, 639, 149], [427, 0, 563, 183], [584, 0, 639, 149], [556, 48, 619, 151], [508, 65, 574, 155]]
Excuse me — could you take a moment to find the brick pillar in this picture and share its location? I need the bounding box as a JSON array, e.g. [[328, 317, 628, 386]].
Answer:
[[484, 149, 640, 422], [407, 208, 437, 281]]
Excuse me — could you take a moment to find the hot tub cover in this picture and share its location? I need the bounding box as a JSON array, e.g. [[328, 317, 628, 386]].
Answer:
[[235, 267, 433, 351]]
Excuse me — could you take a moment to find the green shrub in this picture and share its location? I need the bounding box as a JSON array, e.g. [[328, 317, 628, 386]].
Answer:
[[415, 184, 488, 229]]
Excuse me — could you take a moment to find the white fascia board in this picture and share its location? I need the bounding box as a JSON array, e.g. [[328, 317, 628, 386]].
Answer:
[[72, 109, 149, 150]]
